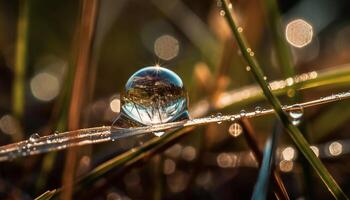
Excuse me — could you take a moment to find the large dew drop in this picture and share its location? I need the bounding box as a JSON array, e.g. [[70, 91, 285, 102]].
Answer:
[[112, 66, 189, 131]]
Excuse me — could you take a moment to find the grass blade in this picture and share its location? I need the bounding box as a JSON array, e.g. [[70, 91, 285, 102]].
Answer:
[[251, 122, 282, 200], [62, 0, 99, 199], [219, 0, 348, 199], [241, 119, 289, 200], [13, 0, 30, 122]]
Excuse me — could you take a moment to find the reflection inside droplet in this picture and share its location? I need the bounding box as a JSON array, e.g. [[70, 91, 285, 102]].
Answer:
[[112, 66, 189, 128]]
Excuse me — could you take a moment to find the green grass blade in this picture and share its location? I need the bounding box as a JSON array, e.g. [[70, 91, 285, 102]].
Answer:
[[219, 1, 348, 199], [13, 0, 30, 121]]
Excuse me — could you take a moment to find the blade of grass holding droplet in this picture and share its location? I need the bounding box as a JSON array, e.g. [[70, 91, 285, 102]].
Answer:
[[219, 1, 348, 199], [251, 121, 284, 200], [49, 92, 350, 198], [34, 189, 56, 200], [0, 91, 350, 161], [241, 119, 289, 200], [12, 0, 30, 140]]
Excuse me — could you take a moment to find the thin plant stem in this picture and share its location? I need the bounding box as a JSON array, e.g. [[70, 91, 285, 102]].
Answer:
[[62, 0, 98, 199], [240, 118, 289, 200], [0, 91, 350, 161], [219, 1, 348, 199], [13, 0, 29, 123]]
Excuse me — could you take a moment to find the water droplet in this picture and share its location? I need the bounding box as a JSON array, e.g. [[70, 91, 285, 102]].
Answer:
[[249, 52, 255, 56], [228, 3, 233, 9], [29, 133, 40, 143], [228, 123, 243, 137], [220, 10, 225, 16], [112, 66, 189, 128], [246, 48, 252, 53], [230, 116, 236, 121], [240, 110, 246, 117], [237, 27, 243, 33], [255, 106, 262, 113], [154, 131, 165, 137], [288, 105, 303, 125], [263, 76, 267, 80], [289, 105, 303, 119], [246, 66, 251, 71], [216, 113, 223, 124]]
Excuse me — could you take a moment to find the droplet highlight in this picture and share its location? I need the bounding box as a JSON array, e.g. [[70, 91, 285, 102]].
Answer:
[[154, 131, 165, 137]]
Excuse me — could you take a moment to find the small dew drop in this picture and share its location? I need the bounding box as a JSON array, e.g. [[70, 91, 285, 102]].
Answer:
[[263, 76, 267, 80], [246, 66, 251, 71], [237, 27, 243, 33], [29, 133, 40, 143], [228, 3, 233, 9], [249, 52, 255, 56], [255, 106, 262, 113], [228, 123, 243, 137], [230, 116, 236, 121], [220, 10, 225, 16], [246, 48, 252, 53], [216, 113, 223, 124], [154, 131, 165, 137], [240, 110, 246, 117]]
